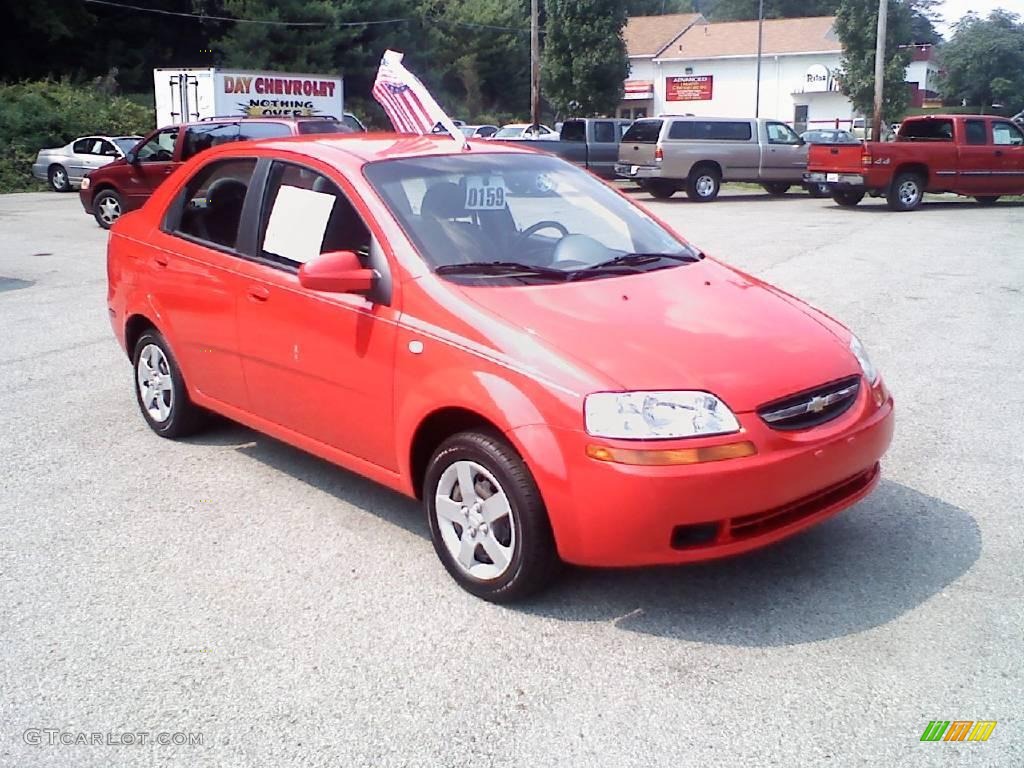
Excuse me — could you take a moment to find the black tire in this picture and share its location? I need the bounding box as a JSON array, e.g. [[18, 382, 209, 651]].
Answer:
[[424, 431, 561, 602], [93, 189, 123, 229], [646, 180, 677, 199], [685, 164, 720, 202], [974, 196, 1000, 205], [48, 164, 71, 192], [805, 182, 829, 198], [131, 329, 206, 439], [763, 182, 791, 196], [887, 171, 925, 211], [832, 190, 865, 207]]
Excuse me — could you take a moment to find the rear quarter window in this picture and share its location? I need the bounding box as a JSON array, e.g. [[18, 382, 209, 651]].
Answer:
[[621, 120, 663, 143]]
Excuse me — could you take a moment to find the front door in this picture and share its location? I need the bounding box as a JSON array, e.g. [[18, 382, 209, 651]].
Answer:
[[234, 161, 400, 471], [991, 120, 1024, 195], [122, 127, 181, 209], [762, 121, 808, 182]]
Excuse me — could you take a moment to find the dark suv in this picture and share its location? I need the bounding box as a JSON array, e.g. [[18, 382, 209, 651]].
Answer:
[[80, 116, 353, 228]]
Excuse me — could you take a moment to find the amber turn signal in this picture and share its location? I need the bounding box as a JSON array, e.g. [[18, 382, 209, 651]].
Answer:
[[585, 441, 757, 466]]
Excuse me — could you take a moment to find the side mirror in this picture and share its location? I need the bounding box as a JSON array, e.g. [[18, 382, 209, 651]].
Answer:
[[125, 151, 138, 164], [298, 250, 376, 295]]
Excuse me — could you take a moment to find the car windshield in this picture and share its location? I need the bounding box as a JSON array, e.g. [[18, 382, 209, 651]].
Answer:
[[363, 153, 698, 285], [113, 137, 140, 154]]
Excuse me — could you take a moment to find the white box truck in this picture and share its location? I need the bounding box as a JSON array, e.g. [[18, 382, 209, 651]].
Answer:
[[154, 68, 344, 126]]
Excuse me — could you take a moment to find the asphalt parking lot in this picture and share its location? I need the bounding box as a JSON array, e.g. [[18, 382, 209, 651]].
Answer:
[[2, 188, 1021, 767]]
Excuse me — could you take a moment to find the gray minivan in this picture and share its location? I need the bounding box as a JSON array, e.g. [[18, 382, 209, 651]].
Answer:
[[616, 116, 820, 201]]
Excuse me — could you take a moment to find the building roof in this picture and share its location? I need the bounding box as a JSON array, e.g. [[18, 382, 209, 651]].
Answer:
[[657, 16, 840, 60], [624, 13, 703, 58]]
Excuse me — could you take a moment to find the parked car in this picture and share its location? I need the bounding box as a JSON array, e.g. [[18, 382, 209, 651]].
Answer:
[[616, 116, 822, 201], [460, 124, 499, 139], [491, 123, 557, 139], [501, 118, 633, 180], [106, 133, 894, 601], [806, 114, 1024, 210], [32, 135, 142, 192], [80, 116, 352, 229], [800, 129, 858, 145]]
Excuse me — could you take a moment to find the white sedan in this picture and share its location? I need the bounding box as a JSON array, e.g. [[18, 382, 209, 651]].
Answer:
[[491, 123, 558, 140], [32, 135, 142, 192]]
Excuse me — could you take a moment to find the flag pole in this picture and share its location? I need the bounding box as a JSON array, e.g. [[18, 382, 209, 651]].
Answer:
[[754, 0, 764, 118]]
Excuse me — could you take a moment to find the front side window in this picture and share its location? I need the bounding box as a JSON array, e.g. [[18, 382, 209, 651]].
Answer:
[[94, 140, 119, 157], [136, 128, 179, 162], [259, 161, 371, 268], [364, 153, 698, 286], [992, 121, 1024, 146], [964, 120, 987, 145], [171, 159, 256, 250], [766, 122, 801, 144], [113, 137, 140, 154]]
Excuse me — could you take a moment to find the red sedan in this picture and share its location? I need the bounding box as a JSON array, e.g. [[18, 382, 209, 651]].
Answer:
[[106, 133, 894, 601]]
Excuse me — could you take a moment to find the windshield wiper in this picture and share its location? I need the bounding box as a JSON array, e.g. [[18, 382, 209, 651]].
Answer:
[[434, 261, 568, 279], [566, 251, 702, 281]]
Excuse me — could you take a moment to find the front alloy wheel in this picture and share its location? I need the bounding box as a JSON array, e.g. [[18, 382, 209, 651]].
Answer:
[[425, 432, 560, 602], [132, 330, 206, 438], [94, 190, 123, 229]]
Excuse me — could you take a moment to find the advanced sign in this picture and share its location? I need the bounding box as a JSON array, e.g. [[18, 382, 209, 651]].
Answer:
[[666, 75, 713, 102], [803, 64, 835, 93]]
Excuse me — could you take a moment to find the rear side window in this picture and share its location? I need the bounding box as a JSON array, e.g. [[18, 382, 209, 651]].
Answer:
[[964, 120, 987, 145], [239, 122, 294, 140], [668, 121, 752, 141], [72, 138, 93, 154], [561, 121, 586, 142], [296, 120, 354, 135], [592, 121, 616, 143], [182, 123, 240, 161], [622, 120, 663, 143], [899, 119, 953, 141], [170, 159, 256, 251]]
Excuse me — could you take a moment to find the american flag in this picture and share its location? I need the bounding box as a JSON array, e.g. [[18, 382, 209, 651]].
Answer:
[[372, 50, 468, 147]]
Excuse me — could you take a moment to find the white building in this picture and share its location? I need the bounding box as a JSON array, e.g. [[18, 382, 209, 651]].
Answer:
[[621, 15, 938, 132]]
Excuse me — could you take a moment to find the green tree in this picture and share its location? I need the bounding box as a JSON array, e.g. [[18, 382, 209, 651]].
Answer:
[[543, 0, 630, 116], [703, 0, 839, 21], [626, 0, 695, 14], [834, 0, 914, 121], [939, 10, 1024, 112]]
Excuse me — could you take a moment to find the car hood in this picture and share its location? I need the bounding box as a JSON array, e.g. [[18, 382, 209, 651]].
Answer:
[[456, 258, 859, 412]]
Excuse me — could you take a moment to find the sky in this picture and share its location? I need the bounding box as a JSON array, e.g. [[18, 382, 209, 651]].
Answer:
[[934, 0, 1018, 35]]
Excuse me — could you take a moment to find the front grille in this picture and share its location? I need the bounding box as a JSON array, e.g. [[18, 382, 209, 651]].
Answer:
[[758, 376, 861, 431]]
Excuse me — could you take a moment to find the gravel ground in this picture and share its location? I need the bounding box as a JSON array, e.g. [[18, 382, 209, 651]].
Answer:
[[1, 188, 1021, 767]]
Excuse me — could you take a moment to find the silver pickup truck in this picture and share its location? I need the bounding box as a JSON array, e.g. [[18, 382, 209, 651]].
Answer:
[[616, 116, 823, 201]]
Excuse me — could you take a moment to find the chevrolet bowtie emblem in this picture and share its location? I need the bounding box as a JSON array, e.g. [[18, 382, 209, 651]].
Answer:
[[807, 395, 828, 413]]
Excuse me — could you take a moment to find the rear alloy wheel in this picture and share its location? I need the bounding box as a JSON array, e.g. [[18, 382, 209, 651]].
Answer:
[[832, 190, 865, 207], [132, 330, 206, 439], [974, 196, 1000, 206], [93, 189, 123, 229], [887, 172, 925, 211], [48, 165, 71, 192], [645, 180, 677, 199], [425, 432, 560, 602], [763, 182, 791, 196], [685, 165, 721, 202]]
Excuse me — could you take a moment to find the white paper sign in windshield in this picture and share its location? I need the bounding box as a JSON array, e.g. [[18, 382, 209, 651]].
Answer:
[[464, 176, 507, 210], [263, 185, 336, 264]]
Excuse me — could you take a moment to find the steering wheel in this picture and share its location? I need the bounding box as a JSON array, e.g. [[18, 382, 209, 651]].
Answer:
[[155, 149, 173, 162], [513, 221, 569, 249]]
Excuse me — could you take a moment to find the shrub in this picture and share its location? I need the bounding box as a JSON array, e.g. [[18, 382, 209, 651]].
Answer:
[[0, 80, 154, 193]]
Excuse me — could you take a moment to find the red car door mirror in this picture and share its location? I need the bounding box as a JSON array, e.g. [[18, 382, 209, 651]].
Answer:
[[298, 250, 376, 295]]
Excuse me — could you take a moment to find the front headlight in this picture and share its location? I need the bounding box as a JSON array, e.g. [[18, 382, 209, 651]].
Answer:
[[80, 177, 91, 190], [584, 391, 740, 440], [849, 335, 879, 384]]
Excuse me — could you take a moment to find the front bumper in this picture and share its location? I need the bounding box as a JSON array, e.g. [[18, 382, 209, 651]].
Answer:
[[615, 162, 662, 179], [514, 379, 894, 567], [79, 185, 94, 214]]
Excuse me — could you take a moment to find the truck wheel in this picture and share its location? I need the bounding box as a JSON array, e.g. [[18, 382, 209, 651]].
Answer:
[[887, 172, 925, 211], [424, 431, 561, 602], [646, 180, 677, 199], [974, 196, 1000, 206], [93, 190, 123, 229], [831, 190, 865, 207], [763, 182, 791, 196], [48, 164, 71, 192], [685, 165, 720, 202]]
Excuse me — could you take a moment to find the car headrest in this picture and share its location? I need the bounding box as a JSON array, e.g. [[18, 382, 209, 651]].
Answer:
[[421, 181, 467, 220], [206, 177, 248, 208]]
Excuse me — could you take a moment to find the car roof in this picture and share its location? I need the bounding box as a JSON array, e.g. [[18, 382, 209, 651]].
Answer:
[[228, 132, 540, 164]]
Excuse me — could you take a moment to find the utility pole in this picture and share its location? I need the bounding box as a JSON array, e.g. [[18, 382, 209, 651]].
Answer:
[[754, 0, 764, 118], [872, 0, 888, 141], [531, 0, 541, 128]]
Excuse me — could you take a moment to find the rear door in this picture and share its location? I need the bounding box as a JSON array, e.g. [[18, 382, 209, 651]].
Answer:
[[586, 120, 619, 177], [762, 121, 808, 182], [990, 120, 1024, 194]]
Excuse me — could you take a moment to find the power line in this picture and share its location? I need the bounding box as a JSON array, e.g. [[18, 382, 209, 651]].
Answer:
[[82, 0, 404, 27]]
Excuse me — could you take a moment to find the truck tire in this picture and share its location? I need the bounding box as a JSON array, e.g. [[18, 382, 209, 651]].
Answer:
[[974, 196, 1000, 205], [805, 182, 830, 198], [887, 172, 925, 211], [831, 190, 865, 207], [763, 182, 791, 196], [646, 180, 677, 199], [685, 165, 720, 202]]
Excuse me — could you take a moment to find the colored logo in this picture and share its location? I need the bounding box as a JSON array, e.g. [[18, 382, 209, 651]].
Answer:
[[920, 721, 997, 742]]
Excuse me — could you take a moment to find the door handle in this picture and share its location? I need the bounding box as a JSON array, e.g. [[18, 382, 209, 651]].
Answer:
[[994, 150, 1003, 157], [247, 286, 270, 302], [153, 255, 168, 267]]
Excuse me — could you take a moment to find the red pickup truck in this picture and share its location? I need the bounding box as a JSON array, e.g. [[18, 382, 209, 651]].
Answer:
[[805, 114, 1024, 211]]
